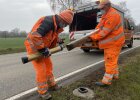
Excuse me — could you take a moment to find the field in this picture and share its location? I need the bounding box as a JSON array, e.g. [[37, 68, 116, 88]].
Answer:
[[0, 38, 26, 54], [0, 35, 70, 55], [59, 34, 70, 45]]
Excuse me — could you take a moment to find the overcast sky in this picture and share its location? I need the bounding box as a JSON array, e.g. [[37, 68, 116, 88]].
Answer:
[[0, 0, 139, 32]]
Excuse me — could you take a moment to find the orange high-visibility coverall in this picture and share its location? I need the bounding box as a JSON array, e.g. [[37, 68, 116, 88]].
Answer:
[[90, 7, 125, 84], [24, 15, 63, 94]]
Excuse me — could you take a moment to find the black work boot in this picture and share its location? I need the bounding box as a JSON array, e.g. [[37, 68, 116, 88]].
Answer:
[[95, 82, 109, 87], [40, 93, 52, 100], [48, 84, 62, 92]]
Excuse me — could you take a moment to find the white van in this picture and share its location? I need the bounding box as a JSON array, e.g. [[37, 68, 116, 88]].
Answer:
[[69, 2, 134, 52]]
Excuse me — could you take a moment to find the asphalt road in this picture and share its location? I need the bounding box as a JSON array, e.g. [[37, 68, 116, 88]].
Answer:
[[0, 40, 140, 100]]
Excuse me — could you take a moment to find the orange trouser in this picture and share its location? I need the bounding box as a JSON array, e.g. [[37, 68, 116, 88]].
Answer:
[[24, 39, 56, 94], [32, 57, 56, 95], [102, 46, 122, 84]]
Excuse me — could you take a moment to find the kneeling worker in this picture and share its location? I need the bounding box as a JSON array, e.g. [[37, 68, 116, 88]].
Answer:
[[24, 9, 74, 99], [90, 0, 125, 86]]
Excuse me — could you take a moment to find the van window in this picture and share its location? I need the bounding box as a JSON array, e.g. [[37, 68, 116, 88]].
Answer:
[[124, 19, 128, 29], [127, 21, 131, 30], [124, 19, 131, 30], [70, 9, 99, 32]]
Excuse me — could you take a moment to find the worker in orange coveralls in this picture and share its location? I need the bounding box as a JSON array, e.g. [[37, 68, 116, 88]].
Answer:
[[24, 9, 74, 100], [90, 0, 125, 86]]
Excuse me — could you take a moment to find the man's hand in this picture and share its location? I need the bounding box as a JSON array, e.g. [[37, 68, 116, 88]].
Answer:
[[38, 48, 51, 57]]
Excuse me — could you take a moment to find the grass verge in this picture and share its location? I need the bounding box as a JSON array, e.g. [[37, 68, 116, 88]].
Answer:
[[52, 48, 140, 100]]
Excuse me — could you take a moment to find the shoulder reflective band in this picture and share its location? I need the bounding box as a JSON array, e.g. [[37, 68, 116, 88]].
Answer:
[[99, 32, 124, 44], [30, 31, 42, 36]]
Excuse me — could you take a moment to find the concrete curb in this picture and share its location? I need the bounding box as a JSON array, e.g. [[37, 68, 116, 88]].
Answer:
[[6, 45, 140, 100]]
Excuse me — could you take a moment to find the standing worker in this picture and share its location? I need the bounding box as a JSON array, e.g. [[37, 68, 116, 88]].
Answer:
[[24, 9, 74, 100], [90, 0, 125, 86]]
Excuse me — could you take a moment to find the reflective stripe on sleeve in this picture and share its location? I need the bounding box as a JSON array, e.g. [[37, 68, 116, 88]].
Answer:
[[102, 23, 122, 33], [99, 32, 124, 44], [102, 27, 111, 32]]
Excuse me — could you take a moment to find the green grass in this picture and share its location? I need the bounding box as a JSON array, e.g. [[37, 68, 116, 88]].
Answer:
[[0, 36, 70, 55], [51, 48, 140, 100], [59, 34, 70, 45], [0, 38, 26, 54]]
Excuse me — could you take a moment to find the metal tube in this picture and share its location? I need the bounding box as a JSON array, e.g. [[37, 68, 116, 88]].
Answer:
[[66, 29, 99, 51], [21, 45, 64, 64]]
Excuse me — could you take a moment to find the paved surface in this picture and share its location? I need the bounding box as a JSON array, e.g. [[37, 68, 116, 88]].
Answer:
[[0, 40, 140, 100]]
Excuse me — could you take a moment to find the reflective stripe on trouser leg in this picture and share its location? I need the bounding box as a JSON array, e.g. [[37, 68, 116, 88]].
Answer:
[[32, 57, 48, 94], [104, 46, 122, 75], [113, 67, 119, 79], [44, 57, 56, 87], [102, 73, 113, 84], [37, 82, 48, 94]]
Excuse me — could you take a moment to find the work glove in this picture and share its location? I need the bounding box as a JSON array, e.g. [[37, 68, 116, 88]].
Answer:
[[38, 48, 51, 57]]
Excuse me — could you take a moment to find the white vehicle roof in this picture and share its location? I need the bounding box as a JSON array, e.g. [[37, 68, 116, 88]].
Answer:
[[74, 2, 124, 14]]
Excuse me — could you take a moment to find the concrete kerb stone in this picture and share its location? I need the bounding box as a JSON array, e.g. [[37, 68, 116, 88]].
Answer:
[[7, 45, 140, 100]]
